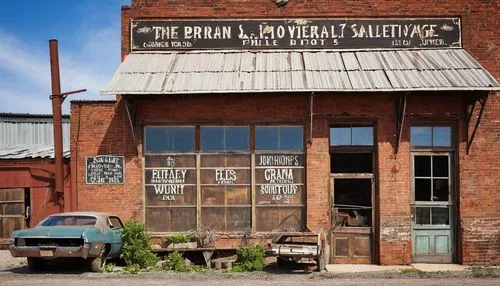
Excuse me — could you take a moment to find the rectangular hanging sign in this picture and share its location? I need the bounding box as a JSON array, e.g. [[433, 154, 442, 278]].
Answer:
[[86, 155, 124, 184], [131, 18, 461, 50]]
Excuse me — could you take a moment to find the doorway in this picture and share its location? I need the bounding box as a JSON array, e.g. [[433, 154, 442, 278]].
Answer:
[[411, 154, 454, 263], [0, 188, 26, 238], [330, 177, 373, 263], [329, 125, 375, 264]]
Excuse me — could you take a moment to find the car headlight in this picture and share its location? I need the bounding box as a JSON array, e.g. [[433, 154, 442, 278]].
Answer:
[[17, 238, 26, 246], [81, 232, 88, 243]]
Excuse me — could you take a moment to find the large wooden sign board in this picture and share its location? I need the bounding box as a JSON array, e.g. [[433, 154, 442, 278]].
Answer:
[[131, 18, 461, 50]]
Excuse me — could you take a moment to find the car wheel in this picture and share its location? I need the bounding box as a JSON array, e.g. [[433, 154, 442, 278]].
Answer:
[[89, 246, 108, 272], [277, 257, 289, 267], [27, 257, 45, 271]]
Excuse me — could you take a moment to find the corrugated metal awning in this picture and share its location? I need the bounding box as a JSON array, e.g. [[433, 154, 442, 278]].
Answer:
[[0, 145, 70, 159], [101, 49, 499, 95]]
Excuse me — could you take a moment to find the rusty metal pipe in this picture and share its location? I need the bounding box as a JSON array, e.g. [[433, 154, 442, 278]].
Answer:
[[49, 39, 65, 199]]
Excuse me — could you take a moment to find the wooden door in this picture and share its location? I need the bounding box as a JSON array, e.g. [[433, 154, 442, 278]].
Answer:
[[330, 177, 374, 264], [411, 154, 454, 263], [0, 189, 26, 238]]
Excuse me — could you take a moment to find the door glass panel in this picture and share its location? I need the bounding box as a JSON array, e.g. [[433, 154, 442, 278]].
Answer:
[[331, 153, 373, 173], [414, 156, 431, 177], [333, 179, 372, 227], [431, 207, 449, 225], [415, 179, 432, 201], [433, 179, 449, 201], [432, 156, 449, 177], [416, 207, 430, 224]]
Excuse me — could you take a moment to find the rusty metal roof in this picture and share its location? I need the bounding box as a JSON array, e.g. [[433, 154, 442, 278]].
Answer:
[[101, 49, 499, 95], [0, 114, 70, 159], [0, 145, 70, 159]]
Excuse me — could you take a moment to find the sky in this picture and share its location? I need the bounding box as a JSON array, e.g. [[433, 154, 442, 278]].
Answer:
[[0, 0, 131, 114]]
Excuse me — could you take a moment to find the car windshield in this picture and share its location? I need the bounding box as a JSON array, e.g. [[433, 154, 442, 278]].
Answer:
[[40, 215, 97, 226]]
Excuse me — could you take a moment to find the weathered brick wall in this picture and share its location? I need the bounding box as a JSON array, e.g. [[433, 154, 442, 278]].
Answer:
[[122, 0, 499, 79], [70, 101, 143, 221], [459, 94, 500, 265]]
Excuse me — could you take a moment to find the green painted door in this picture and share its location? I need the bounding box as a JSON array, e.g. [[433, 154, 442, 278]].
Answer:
[[411, 154, 454, 263]]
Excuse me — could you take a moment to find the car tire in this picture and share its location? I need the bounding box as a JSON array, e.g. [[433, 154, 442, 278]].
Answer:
[[89, 246, 108, 272], [27, 257, 45, 271]]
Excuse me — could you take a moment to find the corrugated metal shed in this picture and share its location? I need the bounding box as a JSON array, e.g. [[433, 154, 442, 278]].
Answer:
[[101, 49, 499, 95], [0, 113, 70, 159]]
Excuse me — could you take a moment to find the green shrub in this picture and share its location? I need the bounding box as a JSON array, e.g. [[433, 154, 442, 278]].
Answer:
[[165, 251, 189, 272], [232, 244, 265, 272], [162, 233, 197, 246], [122, 264, 141, 274], [120, 220, 158, 269], [102, 263, 115, 273]]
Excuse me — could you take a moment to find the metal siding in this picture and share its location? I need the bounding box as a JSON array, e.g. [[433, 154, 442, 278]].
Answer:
[[101, 49, 499, 94]]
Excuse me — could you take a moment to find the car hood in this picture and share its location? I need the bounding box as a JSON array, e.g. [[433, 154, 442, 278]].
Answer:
[[13, 226, 95, 238]]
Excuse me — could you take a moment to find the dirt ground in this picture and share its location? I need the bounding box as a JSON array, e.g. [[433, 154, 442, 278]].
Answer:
[[1, 251, 499, 286]]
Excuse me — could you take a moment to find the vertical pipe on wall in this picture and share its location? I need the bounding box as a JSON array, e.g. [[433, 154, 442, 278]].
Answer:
[[49, 39, 67, 211]]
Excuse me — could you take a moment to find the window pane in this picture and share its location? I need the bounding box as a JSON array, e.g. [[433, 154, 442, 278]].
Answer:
[[433, 127, 451, 147], [352, 127, 373, 146], [416, 207, 430, 224], [225, 127, 249, 151], [331, 153, 373, 173], [433, 179, 449, 201], [431, 207, 449, 225], [414, 156, 431, 177], [201, 127, 224, 151], [145, 127, 195, 153], [433, 156, 449, 177], [255, 127, 279, 150], [280, 127, 303, 150], [415, 179, 431, 201], [411, 126, 432, 147], [330, 127, 351, 146]]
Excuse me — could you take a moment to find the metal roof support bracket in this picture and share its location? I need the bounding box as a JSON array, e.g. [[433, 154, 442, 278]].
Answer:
[[123, 97, 137, 147], [395, 93, 407, 155], [466, 95, 488, 155]]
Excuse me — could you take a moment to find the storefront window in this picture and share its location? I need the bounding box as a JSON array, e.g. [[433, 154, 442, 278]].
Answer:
[[200, 154, 251, 232], [144, 125, 304, 233], [201, 126, 249, 152], [145, 126, 195, 153], [256, 126, 303, 151], [255, 125, 305, 232]]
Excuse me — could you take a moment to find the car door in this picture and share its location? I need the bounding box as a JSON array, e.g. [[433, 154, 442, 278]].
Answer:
[[107, 216, 124, 257]]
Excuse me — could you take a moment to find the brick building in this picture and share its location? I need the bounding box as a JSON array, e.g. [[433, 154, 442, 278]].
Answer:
[[70, 0, 499, 265]]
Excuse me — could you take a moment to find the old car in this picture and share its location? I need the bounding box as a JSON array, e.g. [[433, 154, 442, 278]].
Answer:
[[9, 212, 123, 272]]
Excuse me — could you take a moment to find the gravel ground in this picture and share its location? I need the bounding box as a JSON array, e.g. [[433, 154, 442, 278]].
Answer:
[[1, 251, 499, 286]]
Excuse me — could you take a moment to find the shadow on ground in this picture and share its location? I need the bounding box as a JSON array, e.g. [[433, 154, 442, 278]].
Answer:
[[3, 258, 95, 275]]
